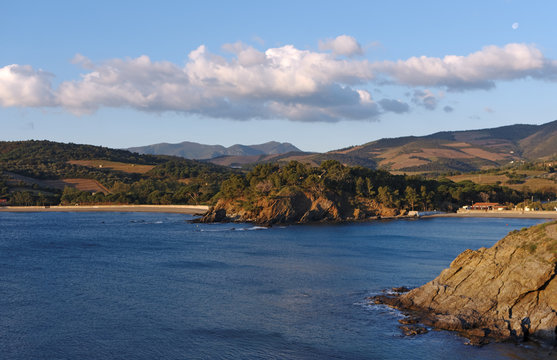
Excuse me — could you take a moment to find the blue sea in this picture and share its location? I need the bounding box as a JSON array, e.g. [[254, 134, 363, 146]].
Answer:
[[0, 212, 554, 359]]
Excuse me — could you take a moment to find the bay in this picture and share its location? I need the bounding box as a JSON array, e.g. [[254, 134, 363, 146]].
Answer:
[[0, 212, 552, 359]]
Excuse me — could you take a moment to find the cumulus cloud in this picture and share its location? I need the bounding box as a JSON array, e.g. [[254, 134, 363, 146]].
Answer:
[[378, 98, 410, 113], [373, 43, 557, 90], [0, 64, 57, 107], [318, 35, 363, 57], [411, 89, 438, 110], [3, 40, 557, 121], [25, 43, 378, 121]]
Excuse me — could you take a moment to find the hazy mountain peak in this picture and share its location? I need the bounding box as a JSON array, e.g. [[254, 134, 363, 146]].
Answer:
[[128, 141, 301, 160]]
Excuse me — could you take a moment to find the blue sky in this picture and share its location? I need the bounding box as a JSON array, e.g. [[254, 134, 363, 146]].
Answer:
[[1, 0, 556, 152]]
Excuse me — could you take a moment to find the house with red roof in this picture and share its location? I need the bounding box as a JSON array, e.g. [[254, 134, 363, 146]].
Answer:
[[470, 202, 506, 210]]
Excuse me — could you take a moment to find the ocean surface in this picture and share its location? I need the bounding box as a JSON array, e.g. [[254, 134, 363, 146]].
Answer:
[[0, 212, 554, 359]]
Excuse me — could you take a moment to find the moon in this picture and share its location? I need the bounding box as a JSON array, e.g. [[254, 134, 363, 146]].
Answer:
[[512, 22, 519, 30]]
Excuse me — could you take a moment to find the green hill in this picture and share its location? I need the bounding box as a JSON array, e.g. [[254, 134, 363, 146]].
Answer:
[[0, 140, 235, 206]]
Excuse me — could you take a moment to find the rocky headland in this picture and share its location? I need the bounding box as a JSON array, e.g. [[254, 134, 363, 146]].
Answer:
[[372, 221, 557, 345], [196, 190, 403, 225]]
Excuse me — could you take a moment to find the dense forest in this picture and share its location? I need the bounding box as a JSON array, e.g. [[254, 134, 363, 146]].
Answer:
[[214, 160, 526, 213]]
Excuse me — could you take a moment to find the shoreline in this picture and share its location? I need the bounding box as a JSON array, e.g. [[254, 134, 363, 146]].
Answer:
[[0, 204, 209, 215], [2, 206, 557, 220], [426, 210, 557, 219]]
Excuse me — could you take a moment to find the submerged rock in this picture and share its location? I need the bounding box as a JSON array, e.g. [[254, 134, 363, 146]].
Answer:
[[373, 221, 557, 345]]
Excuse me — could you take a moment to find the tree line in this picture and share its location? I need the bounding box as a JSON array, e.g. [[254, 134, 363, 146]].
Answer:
[[215, 160, 526, 212]]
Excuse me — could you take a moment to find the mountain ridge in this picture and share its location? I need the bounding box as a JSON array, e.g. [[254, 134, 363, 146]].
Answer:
[[280, 120, 557, 173], [202, 120, 557, 172], [128, 141, 301, 160], [125, 120, 556, 172]]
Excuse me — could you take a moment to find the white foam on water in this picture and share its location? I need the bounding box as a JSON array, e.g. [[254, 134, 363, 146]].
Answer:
[[199, 228, 235, 232], [232, 226, 269, 231]]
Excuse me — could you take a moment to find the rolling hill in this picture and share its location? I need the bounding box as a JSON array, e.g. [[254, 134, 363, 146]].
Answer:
[[128, 141, 301, 160], [0, 140, 236, 206], [238, 120, 557, 173], [336, 119, 557, 172]]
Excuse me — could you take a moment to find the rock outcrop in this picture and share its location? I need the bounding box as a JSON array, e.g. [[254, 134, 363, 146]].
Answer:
[[373, 221, 557, 345], [196, 190, 403, 225]]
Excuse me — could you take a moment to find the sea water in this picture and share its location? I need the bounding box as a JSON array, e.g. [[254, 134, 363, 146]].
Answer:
[[0, 212, 554, 359]]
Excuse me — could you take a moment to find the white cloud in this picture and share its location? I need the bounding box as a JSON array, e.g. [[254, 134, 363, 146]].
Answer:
[[3, 41, 557, 121], [57, 55, 191, 114], [318, 35, 363, 57], [56, 44, 377, 121], [374, 43, 556, 90], [0, 64, 57, 107]]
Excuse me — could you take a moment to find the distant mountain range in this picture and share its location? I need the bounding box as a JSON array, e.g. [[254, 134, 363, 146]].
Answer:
[[208, 120, 557, 172], [128, 120, 557, 173], [128, 141, 301, 160]]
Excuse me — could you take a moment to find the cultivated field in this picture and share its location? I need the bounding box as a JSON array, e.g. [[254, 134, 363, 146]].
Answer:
[[449, 171, 557, 193], [448, 174, 508, 185], [4, 172, 111, 194], [373, 143, 513, 171], [69, 160, 154, 174], [43, 179, 111, 194]]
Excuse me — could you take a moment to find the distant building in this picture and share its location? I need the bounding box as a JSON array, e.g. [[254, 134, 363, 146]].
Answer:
[[470, 202, 505, 210]]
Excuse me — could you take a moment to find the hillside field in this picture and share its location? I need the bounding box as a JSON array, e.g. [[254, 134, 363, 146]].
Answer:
[[68, 160, 155, 174]]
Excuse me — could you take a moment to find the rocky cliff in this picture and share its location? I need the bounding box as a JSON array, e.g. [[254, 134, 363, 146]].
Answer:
[[197, 190, 402, 225], [373, 221, 557, 345]]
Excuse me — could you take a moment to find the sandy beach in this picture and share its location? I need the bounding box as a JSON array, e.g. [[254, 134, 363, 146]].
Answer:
[[429, 210, 557, 219], [0, 204, 209, 215], [2, 205, 557, 220]]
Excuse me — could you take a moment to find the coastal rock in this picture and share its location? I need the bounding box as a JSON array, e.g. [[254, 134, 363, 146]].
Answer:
[[399, 325, 429, 336], [373, 221, 557, 345], [198, 208, 228, 222], [197, 192, 398, 225]]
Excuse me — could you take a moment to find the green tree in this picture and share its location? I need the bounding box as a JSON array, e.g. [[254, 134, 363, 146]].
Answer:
[[219, 175, 247, 199], [355, 177, 366, 197], [404, 186, 419, 211], [377, 186, 393, 207]]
